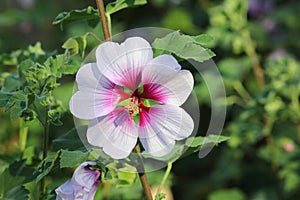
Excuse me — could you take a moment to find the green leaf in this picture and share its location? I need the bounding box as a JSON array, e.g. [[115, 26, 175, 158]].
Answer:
[[62, 35, 87, 57], [0, 160, 34, 199], [1, 74, 20, 92], [142, 135, 229, 163], [53, 6, 99, 30], [116, 164, 137, 187], [17, 59, 35, 84], [191, 34, 214, 46], [36, 151, 61, 182], [152, 31, 215, 63], [106, 0, 147, 15], [208, 188, 246, 200], [185, 135, 230, 148], [60, 150, 89, 168], [1, 186, 29, 200], [5, 91, 28, 119], [0, 92, 12, 108], [155, 193, 166, 200], [52, 126, 86, 151]]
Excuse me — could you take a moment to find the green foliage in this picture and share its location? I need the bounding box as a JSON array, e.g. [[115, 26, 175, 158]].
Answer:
[[60, 150, 89, 168], [62, 35, 87, 57], [106, 0, 147, 15], [0, 42, 47, 66], [52, 126, 86, 151], [143, 135, 229, 163], [152, 31, 215, 62], [53, 6, 99, 30], [0, 160, 35, 199], [208, 188, 246, 200]]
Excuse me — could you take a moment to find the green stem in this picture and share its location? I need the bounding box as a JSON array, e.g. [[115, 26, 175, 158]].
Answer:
[[105, 13, 112, 36], [243, 31, 265, 88], [39, 109, 49, 200], [19, 118, 28, 160], [233, 81, 252, 102], [155, 163, 172, 200], [86, 32, 102, 43]]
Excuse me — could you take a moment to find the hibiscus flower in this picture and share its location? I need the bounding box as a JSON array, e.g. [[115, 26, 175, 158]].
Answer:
[[70, 37, 194, 159], [55, 161, 100, 200]]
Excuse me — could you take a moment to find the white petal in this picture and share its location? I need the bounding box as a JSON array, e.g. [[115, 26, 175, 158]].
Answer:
[[55, 180, 74, 199], [96, 37, 153, 90], [148, 55, 181, 71], [87, 108, 138, 159], [76, 63, 115, 92], [138, 105, 194, 157], [141, 64, 194, 106], [69, 87, 124, 120]]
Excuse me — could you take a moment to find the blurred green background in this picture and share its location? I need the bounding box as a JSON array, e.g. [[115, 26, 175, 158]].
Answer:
[[1, 0, 300, 199]]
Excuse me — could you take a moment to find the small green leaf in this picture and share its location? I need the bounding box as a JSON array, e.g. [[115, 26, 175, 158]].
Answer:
[[60, 150, 89, 168], [53, 6, 99, 30], [116, 164, 137, 187], [152, 31, 215, 63], [62, 35, 87, 57], [155, 193, 166, 200], [106, 0, 147, 15]]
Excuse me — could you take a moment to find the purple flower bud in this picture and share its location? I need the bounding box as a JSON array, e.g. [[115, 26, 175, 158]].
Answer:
[[55, 161, 101, 200], [249, 0, 273, 18]]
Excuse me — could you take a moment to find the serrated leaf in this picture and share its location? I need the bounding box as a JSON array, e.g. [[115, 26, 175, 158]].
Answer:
[[53, 6, 99, 30], [0, 92, 12, 107], [106, 0, 147, 15], [60, 150, 89, 168], [191, 34, 214, 46], [36, 151, 61, 182], [185, 135, 230, 148], [152, 31, 215, 63], [5, 92, 28, 119]]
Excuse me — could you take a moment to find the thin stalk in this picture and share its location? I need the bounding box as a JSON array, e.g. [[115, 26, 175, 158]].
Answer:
[[155, 163, 172, 199], [105, 13, 112, 36], [39, 110, 49, 200], [19, 118, 28, 160], [86, 32, 102, 43], [244, 31, 265, 88], [95, 0, 111, 41], [233, 81, 252, 102], [134, 145, 153, 200]]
